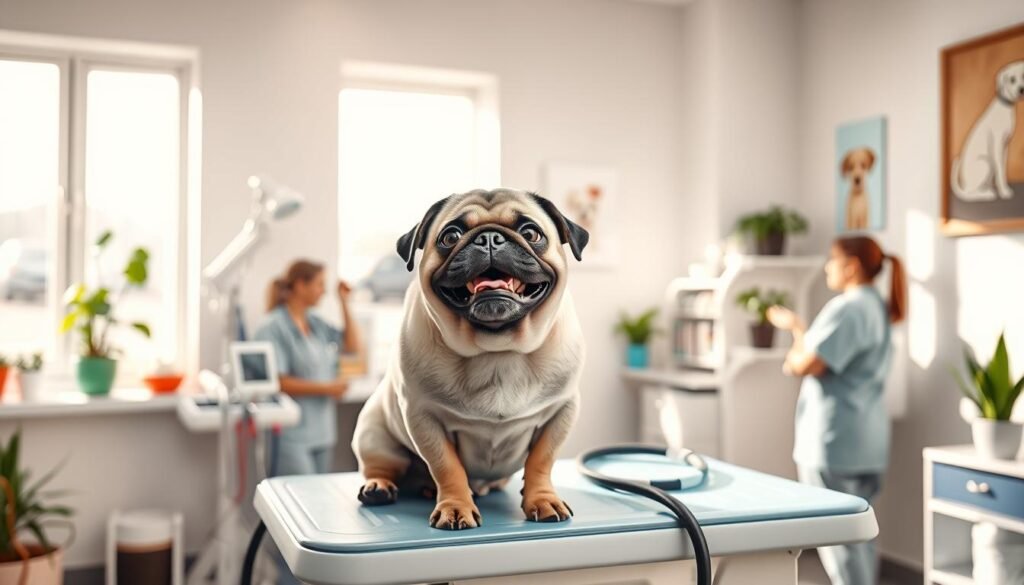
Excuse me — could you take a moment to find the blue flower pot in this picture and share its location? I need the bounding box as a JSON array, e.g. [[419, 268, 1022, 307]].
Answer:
[[627, 344, 649, 368]]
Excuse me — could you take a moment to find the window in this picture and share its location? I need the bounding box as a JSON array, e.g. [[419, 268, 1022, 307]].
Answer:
[[0, 32, 198, 378], [337, 63, 499, 380], [338, 63, 499, 293]]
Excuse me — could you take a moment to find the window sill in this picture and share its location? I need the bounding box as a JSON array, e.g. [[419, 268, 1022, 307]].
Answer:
[[0, 379, 190, 420]]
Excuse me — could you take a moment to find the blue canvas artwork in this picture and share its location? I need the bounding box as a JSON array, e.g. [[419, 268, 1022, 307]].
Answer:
[[836, 117, 887, 232]]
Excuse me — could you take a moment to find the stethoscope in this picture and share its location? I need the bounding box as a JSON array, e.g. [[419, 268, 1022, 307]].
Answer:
[[576, 444, 712, 585]]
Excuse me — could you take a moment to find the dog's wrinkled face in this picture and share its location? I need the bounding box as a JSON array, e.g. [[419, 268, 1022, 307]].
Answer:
[[997, 61, 1024, 103], [397, 189, 588, 354]]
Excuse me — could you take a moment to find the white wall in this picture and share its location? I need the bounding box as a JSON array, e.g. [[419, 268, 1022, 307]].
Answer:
[[1, 0, 701, 567], [795, 0, 1024, 567], [676, 0, 802, 244]]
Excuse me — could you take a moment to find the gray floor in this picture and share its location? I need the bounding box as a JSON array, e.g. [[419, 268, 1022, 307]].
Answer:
[[798, 550, 909, 585]]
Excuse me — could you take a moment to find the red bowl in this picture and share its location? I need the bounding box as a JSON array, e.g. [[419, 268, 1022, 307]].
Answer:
[[143, 374, 185, 394]]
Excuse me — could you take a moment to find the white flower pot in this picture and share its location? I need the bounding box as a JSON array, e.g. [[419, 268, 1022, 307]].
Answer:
[[971, 418, 1023, 460], [19, 371, 43, 402]]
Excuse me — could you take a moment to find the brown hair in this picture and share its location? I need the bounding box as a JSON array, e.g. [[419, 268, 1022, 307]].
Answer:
[[266, 260, 324, 312], [833, 236, 906, 324]]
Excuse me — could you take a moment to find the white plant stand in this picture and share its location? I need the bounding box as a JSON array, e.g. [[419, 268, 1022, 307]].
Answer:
[[622, 254, 824, 479]]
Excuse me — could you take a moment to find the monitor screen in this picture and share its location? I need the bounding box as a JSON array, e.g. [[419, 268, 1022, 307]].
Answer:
[[239, 352, 270, 382]]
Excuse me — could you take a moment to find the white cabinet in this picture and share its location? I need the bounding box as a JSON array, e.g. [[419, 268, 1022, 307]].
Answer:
[[923, 446, 1024, 584], [623, 254, 824, 480]]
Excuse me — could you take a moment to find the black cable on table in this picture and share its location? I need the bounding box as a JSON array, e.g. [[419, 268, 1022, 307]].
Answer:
[[577, 446, 712, 585], [240, 520, 266, 585]]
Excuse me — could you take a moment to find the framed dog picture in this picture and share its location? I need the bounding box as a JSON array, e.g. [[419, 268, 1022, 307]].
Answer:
[[836, 117, 887, 233], [941, 23, 1024, 236], [542, 162, 619, 268]]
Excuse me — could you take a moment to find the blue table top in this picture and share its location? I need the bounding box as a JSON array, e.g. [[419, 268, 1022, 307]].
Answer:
[[262, 454, 868, 554]]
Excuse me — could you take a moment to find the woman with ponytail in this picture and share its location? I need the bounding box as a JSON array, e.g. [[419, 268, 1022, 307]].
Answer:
[[254, 260, 363, 476], [766, 235, 906, 585]]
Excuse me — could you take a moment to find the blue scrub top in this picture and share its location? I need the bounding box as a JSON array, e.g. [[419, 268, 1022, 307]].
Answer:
[[794, 285, 892, 473], [253, 306, 342, 447]]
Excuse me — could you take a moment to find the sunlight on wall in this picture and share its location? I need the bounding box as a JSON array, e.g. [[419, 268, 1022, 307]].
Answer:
[[957, 235, 1024, 377], [909, 281, 936, 369], [905, 209, 934, 281], [905, 209, 937, 370]]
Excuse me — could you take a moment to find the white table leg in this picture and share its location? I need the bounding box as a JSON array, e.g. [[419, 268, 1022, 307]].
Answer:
[[451, 549, 801, 585]]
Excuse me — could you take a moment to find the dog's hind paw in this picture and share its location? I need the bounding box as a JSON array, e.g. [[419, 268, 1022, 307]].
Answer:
[[358, 478, 399, 506]]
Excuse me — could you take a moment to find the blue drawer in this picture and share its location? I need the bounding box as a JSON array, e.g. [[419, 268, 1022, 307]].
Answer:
[[933, 463, 1024, 520]]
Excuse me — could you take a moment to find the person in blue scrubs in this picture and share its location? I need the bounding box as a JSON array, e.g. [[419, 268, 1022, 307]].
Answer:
[[767, 236, 906, 585], [254, 259, 362, 476]]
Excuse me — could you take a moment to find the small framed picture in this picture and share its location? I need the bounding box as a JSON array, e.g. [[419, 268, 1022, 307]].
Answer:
[[836, 117, 887, 233], [941, 23, 1024, 236], [541, 162, 619, 268]]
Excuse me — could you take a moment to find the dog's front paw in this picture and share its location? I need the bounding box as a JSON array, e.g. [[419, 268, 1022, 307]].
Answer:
[[522, 488, 573, 523], [999, 184, 1014, 199], [358, 478, 399, 506], [429, 497, 481, 530]]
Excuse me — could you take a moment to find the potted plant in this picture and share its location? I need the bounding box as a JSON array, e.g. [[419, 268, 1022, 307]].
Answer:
[[953, 333, 1024, 460], [60, 231, 151, 396], [0, 355, 9, 400], [15, 354, 44, 403], [615, 308, 659, 368], [735, 287, 790, 349], [0, 429, 74, 585], [735, 205, 809, 255]]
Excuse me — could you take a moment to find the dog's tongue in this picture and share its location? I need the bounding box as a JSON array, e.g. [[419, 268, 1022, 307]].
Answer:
[[471, 276, 518, 294]]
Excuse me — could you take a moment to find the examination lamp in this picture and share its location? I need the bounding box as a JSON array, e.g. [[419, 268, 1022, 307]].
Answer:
[[202, 175, 305, 287]]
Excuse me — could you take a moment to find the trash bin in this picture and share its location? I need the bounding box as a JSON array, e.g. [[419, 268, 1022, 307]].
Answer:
[[106, 509, 183, 585]]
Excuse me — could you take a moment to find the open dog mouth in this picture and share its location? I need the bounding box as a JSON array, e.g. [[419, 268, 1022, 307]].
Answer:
[[438, 267, 551, 308]]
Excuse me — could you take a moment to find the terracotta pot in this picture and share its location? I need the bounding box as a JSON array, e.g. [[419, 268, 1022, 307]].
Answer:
[[750, 322, 776, 349], [755, 232, 786, 255], [0, 545, 63, 585], [0, 366, 9, 398]]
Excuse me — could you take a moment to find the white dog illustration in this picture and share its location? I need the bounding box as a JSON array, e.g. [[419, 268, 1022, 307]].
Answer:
[[951, 60, 1024, 202]]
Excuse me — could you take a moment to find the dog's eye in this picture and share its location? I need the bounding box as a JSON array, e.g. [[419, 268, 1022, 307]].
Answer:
[[519, 224, 543, 243], [438, 227, 463, 248]]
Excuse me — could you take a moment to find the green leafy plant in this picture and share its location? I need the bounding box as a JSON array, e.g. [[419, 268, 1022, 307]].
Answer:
[[735, 206, 809, 240], [953, 333, 1024, 421], [735, 287, 789, 325], [14, 354, 42, 373], [60, 231, 151, 358], [0, 429, 73, 562], [615, 308, 660, 345]]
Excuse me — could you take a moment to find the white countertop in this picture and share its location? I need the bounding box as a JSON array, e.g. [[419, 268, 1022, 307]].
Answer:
[[924, 444, 1024, 478], [620, 367, 720, 391], [0, 375, 379, 420]]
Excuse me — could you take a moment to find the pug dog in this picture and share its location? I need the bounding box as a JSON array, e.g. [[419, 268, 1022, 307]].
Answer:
[[351, 188, 589, 530]]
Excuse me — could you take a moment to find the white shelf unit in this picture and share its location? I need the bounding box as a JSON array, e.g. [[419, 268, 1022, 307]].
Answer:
[[923, 446, 1024, 584], [627, 254, 824, 479]]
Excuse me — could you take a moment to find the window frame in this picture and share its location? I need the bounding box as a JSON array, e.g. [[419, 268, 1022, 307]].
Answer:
[[0, 29, 201, 378]]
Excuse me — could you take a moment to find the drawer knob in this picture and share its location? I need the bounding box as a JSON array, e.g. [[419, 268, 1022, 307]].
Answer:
[[965, 480, 990, 494]]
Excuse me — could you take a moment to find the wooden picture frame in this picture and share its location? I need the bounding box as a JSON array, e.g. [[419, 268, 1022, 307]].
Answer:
[[941, 23, 1024, 236]]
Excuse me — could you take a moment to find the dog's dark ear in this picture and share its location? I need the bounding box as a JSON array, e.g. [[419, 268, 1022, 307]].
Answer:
[[840, 152, 853, 176], [530, 192, 590, 261], [396, 196, 450, 271], [865, 148, 876, 169]]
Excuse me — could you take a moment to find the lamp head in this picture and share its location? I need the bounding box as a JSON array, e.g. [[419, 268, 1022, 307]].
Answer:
[[248, 175, 304, 220]]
